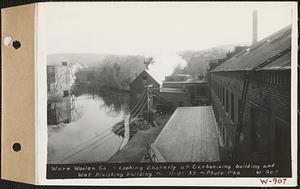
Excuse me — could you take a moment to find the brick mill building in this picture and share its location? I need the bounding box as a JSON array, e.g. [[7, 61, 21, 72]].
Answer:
[[208, 25, 292, 162]]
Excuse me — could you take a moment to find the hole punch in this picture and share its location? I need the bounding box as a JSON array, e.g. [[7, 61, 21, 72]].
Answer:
[[12, 40, 21, 49], [12, 143, 21, 152], [3, 36, 13, 46]]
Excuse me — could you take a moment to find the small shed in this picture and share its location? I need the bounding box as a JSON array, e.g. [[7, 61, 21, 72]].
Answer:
[[151, 106, 220, 162]]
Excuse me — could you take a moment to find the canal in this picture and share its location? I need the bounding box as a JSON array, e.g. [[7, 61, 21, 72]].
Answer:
[[47, 87, 130, 164]]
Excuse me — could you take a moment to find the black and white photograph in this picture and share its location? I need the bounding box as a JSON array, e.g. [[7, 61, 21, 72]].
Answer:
[[43, 2, 297, 182]]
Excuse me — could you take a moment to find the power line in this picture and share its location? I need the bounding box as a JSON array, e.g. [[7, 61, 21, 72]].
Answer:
[[56, 89, 148, 163], [58, 117, 131, 163], [58, 101, 147, 163], [58, 129, 116, 163], [53, 126, 113, 160]]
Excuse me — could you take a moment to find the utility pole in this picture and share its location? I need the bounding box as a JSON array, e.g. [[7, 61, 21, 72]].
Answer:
[[147, 85, 150, 123], [92, 69, 95, 99]]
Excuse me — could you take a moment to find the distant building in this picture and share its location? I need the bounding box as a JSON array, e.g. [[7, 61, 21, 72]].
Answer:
[[208, 25, 291, 162], [130, 71, 210, 114], [164, 74, 191, 82], [47, 96, 72, 125], [208, 46, 248, 71], [162, 75, 210, 106], [157, 88, 190, 109], [75, 69, 94, 84], [208, 59, 219, 70], [47, 62, 72, 98], [47, 62, 73, 125]]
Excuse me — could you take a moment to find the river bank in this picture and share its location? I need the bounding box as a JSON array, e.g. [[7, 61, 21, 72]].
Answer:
[[108, 113, 172, 163]]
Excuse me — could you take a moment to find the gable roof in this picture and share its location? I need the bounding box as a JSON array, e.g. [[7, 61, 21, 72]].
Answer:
[[211, 25, 292, 72], [145, 69, 162, 85], [130, 69, 161, 87]]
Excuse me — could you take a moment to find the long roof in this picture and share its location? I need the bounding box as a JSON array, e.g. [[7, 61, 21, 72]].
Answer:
[[162, 79, 208, 84], [159, 87, 187, 94], [211, 25, 292, 72], [151, 106, 220, 162]]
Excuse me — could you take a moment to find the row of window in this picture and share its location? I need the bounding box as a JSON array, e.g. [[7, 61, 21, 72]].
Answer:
[[188, 86, 208, 99], [255, 73, 290, 87], [211, 79, 238, 123], [210, 73, 290, 122]]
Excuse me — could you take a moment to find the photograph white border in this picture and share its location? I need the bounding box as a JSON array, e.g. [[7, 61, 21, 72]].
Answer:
[[36, 2, 298, 186]]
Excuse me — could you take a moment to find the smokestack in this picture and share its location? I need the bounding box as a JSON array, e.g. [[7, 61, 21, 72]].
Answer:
[[252, 10, 258, 44]]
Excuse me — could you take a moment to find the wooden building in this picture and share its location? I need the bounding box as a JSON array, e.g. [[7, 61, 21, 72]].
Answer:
[[208, 25, 291, 162]]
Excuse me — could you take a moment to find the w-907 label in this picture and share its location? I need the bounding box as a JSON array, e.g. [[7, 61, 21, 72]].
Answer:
[[260, 178, 287, 185]]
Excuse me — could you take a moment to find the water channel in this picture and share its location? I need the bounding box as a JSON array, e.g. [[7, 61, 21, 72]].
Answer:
[[47, 87, 129, 164]]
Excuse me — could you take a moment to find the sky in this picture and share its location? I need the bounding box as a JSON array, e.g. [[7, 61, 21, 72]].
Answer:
[[38, 2, 295, 55]]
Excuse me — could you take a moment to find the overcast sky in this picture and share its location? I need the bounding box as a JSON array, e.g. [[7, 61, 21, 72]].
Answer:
[[38, 2, 295, 55]]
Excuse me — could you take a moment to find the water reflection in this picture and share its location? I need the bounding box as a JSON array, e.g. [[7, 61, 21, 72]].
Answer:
[[47, 86, 129, 164], [73, 84, 130, 114]]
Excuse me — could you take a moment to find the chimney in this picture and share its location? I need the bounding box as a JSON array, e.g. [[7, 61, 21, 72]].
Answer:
[[252, 10, 258, 44], [144, 61, 149, 70], [144, 57, 153, 70]]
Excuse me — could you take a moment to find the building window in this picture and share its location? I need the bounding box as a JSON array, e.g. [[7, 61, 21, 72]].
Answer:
[[220, 126, 225, 145], [196, 86, 207, 97], [264, 75, 267, 83], [219, 84, 222, 101], [87, 72, 94, 81], [196, 86, 201, 96], [225, 89, 229, 113], [217, 83, 219, 98], [63, 90, 69, 97], [217, 84, 219, 98], [238, 98, 241, 120], [220, 86, 223, 105], [231, 93, 234, 121], [278, 75, 282, 85], [222, 86, 225, 106], [47, 82, 51, 92]]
